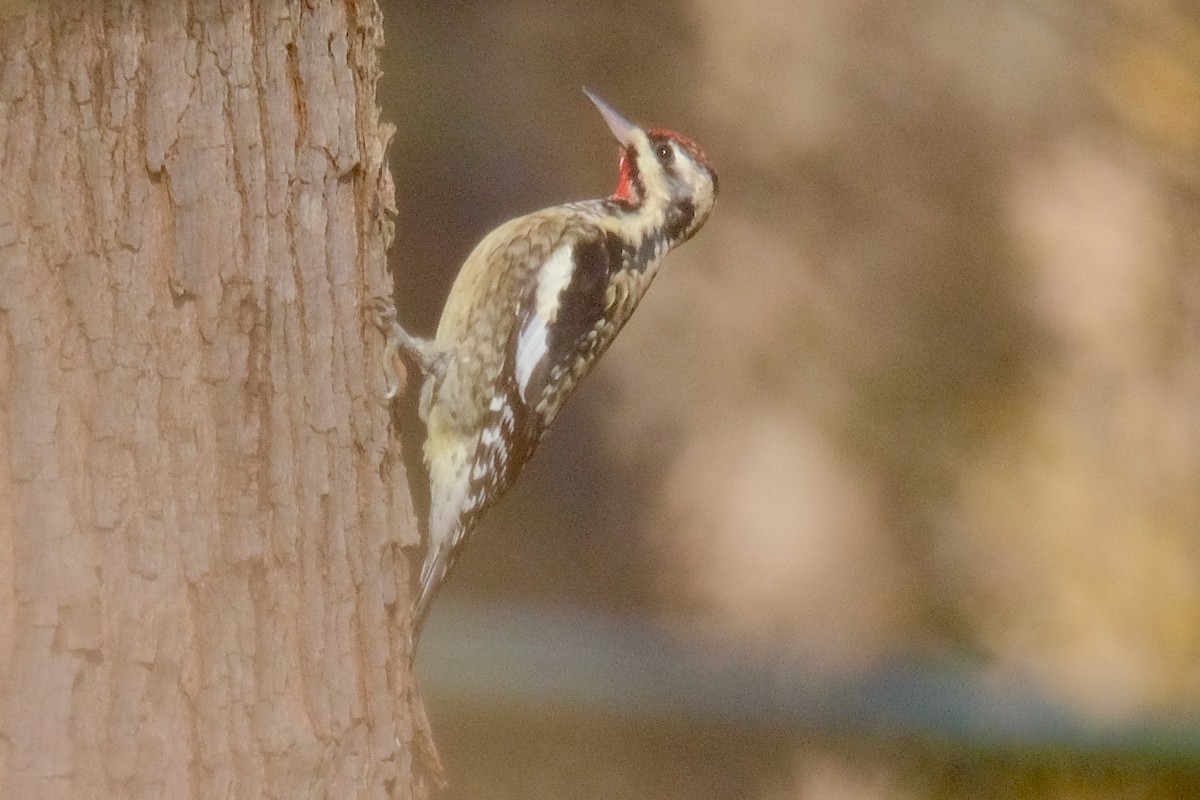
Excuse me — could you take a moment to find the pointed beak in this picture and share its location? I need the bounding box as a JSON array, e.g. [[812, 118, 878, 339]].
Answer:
[[583, 87, 638, 148]]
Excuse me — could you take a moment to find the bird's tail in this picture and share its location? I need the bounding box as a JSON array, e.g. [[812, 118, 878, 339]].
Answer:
[[409, 533, 457, 650], [411, 427, 473, 653]]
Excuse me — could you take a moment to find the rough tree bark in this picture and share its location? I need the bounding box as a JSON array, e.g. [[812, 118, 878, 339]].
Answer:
[[0, 1, 429, 797]]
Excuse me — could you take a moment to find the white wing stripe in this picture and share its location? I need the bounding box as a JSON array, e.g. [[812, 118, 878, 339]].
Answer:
[[514, 322, 547, 403], [515, 244, 575, 402]]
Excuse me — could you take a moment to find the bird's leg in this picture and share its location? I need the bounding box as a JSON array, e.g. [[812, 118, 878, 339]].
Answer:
[[369, 296, 446, 399]]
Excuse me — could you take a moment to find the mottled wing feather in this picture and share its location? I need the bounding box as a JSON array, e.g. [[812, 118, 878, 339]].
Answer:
[[456, 224, 623, 531], [456, 388, 526, 538], [522, 232, 623, 412]]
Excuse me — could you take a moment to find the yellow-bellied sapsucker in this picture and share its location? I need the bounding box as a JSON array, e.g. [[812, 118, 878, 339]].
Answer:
[[375, 88, 718, 640]]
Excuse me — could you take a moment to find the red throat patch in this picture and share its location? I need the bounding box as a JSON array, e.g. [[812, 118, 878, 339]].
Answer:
[[611, 147, 639, 204]]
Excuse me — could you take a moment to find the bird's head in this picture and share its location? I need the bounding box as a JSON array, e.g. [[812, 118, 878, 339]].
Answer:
[[584, 87, 718, 244]]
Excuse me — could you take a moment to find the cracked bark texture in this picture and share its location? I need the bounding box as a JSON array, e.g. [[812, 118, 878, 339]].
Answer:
[[0, 1, 426, 798]]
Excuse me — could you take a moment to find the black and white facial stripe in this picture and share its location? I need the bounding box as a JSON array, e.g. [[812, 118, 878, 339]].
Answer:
[[644, 134, 713, 244]]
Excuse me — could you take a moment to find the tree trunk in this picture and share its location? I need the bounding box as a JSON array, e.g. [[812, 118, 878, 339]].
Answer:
[[0, 1, 429, 797]]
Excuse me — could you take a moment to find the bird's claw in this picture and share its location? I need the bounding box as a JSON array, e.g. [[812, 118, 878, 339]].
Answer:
[[369, 296, 399, 334], [370, 296, 407, 400]]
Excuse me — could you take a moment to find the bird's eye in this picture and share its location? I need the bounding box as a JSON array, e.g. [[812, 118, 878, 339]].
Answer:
[[655, 142, 674, 164]]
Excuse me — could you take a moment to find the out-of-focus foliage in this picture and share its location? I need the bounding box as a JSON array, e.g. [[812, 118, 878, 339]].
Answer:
[[380, 0, 1200, 796]]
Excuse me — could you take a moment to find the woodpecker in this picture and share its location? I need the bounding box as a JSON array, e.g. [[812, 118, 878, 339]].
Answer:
[[375, 88, 718, 640]]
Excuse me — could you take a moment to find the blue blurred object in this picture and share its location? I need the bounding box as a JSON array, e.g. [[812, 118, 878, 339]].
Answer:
[[419, 600, 1200, 760]]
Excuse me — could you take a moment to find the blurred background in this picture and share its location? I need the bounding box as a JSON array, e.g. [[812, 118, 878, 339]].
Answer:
[[378, 1, 1200, 797]]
